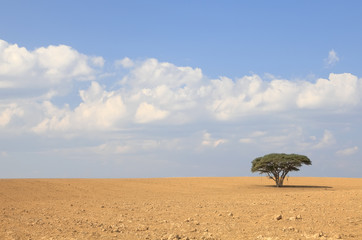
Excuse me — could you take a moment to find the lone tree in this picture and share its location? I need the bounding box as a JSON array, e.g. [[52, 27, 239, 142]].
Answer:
[[251, 153, 312, 187]]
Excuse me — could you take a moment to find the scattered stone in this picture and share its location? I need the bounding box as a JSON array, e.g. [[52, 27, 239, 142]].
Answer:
[[168, 234, 181, 240], [334, 234, 342, 239], [313, 232, 325, 238], [136, 225, 149, 231], [184, 217, 193, 222]]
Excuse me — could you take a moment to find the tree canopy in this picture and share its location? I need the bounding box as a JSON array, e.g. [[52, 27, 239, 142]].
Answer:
[[251, 153, 312, 187]]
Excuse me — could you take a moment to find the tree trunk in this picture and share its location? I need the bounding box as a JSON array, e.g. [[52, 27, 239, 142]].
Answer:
[[276, 177, 284, 187]]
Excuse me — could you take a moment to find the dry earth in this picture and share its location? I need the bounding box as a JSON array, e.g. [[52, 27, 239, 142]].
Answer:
[[0, 177, 361, 240]]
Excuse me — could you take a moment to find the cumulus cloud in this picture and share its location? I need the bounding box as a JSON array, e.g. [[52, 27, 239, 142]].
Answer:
[[0, 104, 24, 127], [0, 39, 103, 93], [33, 82, 126, 133], [121, 58, 203, 89], [1, 40, 362, 137], [297, 73, 360, 109], [114, 57, 134, 68], [2, 40, 362, 179], [134, 102, 169, 123], [336, 146, 358, 156], [324, 49, 339, 67], [202, 72, 362, 120]]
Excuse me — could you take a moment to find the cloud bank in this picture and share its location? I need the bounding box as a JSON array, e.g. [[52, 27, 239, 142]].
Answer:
[[0, 39, 361, 178], [1, 40, 361, 134]]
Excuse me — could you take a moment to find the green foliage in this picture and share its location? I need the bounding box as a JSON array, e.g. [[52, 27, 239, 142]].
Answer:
[[251, 153, 312, 187]]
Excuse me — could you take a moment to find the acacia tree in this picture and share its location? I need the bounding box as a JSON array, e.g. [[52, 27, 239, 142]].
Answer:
[[251, 153, 312, 187]]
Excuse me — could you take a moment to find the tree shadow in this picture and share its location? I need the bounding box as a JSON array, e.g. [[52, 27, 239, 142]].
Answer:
[[264, 185, 333, 189]]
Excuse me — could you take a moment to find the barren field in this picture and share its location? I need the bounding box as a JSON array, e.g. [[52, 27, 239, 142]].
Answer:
[[0, 177, 361, 240]]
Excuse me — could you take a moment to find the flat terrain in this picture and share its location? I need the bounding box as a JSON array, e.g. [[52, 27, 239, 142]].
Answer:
[[0, 177, 361, 240]]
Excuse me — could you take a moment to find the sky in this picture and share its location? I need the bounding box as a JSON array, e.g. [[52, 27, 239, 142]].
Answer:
[[0, 1, 361, 178]]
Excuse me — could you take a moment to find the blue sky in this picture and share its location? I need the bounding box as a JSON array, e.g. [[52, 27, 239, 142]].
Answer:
[[0, 1, 361, 178]]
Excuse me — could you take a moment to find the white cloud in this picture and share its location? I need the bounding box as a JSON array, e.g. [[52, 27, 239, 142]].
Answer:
[[91, 56, 105, 67], [1, 41, 362, 140], [202, 132, 227, 147], [297, 73, 360, 109], [121, 58, 203, 89], [134, 102, 169, 123], [32, 82, 126, 133], [0, 39, 103, 93], [324, 49, 339, 67], [0, 104, 24, 127], [115, 57, 134, 68], [336, 146, 358, 156], [314, 130, 336, 149], [207, 72, 362, 120]]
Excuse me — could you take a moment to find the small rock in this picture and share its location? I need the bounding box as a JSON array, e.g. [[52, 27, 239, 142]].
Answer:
[[296, 214, 302, 220], [334, 234, 342, 239], [168, 234, 181, 240], [228, 212, 233, 217], [136, 225, 149, 231], [274, 214, 282, 220]]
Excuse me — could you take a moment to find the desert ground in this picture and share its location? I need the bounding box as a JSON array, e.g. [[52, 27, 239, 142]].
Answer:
[[0, 177, 361, 240]]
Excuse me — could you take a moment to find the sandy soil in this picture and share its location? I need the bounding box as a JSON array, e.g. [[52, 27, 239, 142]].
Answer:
[[0, 177, 361, 240]]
